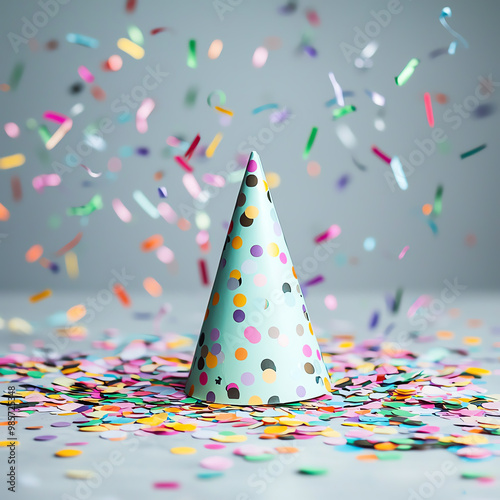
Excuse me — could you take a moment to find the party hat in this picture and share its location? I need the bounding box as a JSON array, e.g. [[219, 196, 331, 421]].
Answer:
[[186, 152, 331, 405]]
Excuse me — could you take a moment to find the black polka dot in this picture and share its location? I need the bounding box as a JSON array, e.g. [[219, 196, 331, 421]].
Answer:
[[240, 213, 253, 227], [198, 331, 205, 346], [237, 193, 246, 206], [201, 345, 209, 358], [197, 357, 205, 370], [304, 363, 315, 374], [267, 191, 272, 203], [268, 395, 280, 404], [246, 175, 258, 187], [282, 283, 291, 293], [261, 359, 276, 371], [227, 387, 240, 399]]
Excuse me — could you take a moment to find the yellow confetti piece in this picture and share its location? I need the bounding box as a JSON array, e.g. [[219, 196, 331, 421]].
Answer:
[[78, 426, 109, 432], [7, 317, 33, 334], [279, 418, 303, 427], [170, 446, 197, 455], [205, 132, 223, 158], [264, 425, 288, 435], [211, 434, 247, 443], [465, 367, 491, 376], [320, 428, 341, 438], [266, 172, 280, 189], [67, 304, 86, 323], [55, 449, 82, 457], [214, 106, 234, 116], [373, 426, 398, 435], [117, 38, 144, 59], [29, 289, 52, 303], [463, 336, 481, 345], [65, 251, 79, 279], [0, 441, 19, 447], [0, 153, 25, 169], [52, 377, 76, 388], [66, 470, 95, 479], [357, 362, 375, 373], [172, 423, 196, 432]]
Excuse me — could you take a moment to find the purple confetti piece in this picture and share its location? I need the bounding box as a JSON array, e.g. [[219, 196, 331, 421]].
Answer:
[[34, 435, 58, 441], [51, 421, 71, 427], [369, 311, 380, 329], [337, 174, 350, 191]]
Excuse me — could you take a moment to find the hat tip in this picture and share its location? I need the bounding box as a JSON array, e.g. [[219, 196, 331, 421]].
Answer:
[[249, 151, 260, 161]]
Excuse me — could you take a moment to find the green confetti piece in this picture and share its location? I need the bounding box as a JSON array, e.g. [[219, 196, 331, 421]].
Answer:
[[432, 185, 444, 216], [332, 105, 356, 119], [26, 118, 38, 130], [376, 452, 403, 460], [184, 86, 198, 107], [0, 368, 16, 375], [395, 58, 420, 86], [460, 144, 486, 159], [393, 288, 403, 313], [127, 25, 144, 46], [461, 471, 491, 479], [38, 125, 51, 144], [67, 194, 103, 216], [244, 454, 275, 462], [9, 62, 24, 90], [26, 371, 44, 378], [396, 445, 412, 450], [303, 126, 318, 159], [299, 467, 328, 475], [187, 39, 197, 68]]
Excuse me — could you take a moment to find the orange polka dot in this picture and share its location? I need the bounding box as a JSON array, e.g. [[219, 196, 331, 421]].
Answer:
[[229, 269, 241, 280], [206, 352, 218, 369], [204, 308, 209, 320], [233, 293, 246, 307], [212, 292, 220, 306], [232, 236, 242, 249], [235, 348, 247, 360], [248, 395, 263, 405], [245, 206, 259, 219], [188, 385, 194, 396], [262, 369, 276, 383], [267, 243, 279, 257], [292, 267, 297, 279], [309, 322, 314, 335]]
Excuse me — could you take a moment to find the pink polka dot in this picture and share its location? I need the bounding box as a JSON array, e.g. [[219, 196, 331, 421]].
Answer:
[[302, 345, 312, 357], [244, 326, 261, 344], [199, 372, 208, 385], [279, 252, 287, 264], [247, 160, 257, 172], [316, 349, 321, 360], [253, 274, 267, 287]]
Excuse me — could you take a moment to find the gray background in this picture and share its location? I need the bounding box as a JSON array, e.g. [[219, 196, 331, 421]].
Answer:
[[1, 0, 499, 293]]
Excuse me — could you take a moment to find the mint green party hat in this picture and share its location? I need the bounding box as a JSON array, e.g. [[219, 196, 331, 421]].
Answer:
[[186, 152, 331, 405]]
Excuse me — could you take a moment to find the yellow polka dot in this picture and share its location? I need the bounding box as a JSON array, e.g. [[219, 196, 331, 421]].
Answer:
[[212, 292, 219, 306], [206, 352, 218, 369], [172, 423, 196, 432], [266, 172, 281, 188], [235, 348, 247, 360], [233, 293, 246, 307], [292, 267, 297, 279], [248, 395, 263, 405], [232, 236, 242, 249], [267, 243, 279, 257], [170, 446, 196, 455], [262, 369, 276, 383], [262, 180, 269, 191], [55, 449, 82, 458], [324, 377, 332, 392], [229, 269, 241, 280], [245, 206, 259, 219], [309, 322, 314, 335]]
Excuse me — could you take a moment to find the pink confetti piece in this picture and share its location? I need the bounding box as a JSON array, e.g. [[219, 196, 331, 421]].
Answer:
[[174, 155, 194, 172], [424, 92, 434, 127], [136, 98, 155, 134], [200, 456, 233, 471], [407, 294, 433, 318], [371, 145, 392, 164], [398, 245, 409, 260], [157, 202, 178, 224], [182, 173, 202, 199], [324, 294, 337, 310], [77, 65, 94, 83], [314, 224, 341, 243], [202, 173, 225, 187], [112, 198, 132, 223], [153, 482, 180, 490], [156, 246, 175, 264], [43, 111, 67, 124], [252, 47, 268, 68], [32, 174, 61, 193], [4, 122, 20, 138], [80, 164, 102, 178]]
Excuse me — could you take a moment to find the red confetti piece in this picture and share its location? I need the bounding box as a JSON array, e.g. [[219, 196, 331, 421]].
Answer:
[[371, 145, 392, 164], [184, 134, 200, 160], [54, 232, 83, 257], [424, 92, 434, 127], [11, 175, 22, 201], [174, 155, 194, 173], [151, 27, 167, 35], [153, 482, 179, 490], [125, 0, 137, 12], [198, 259, 209, 285]]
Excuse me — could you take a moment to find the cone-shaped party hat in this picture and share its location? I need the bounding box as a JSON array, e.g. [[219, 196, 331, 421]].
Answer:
[[186, 152, 331, 405]]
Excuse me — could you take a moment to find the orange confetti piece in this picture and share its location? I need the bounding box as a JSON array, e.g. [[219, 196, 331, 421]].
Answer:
[[67, 304, 86, 323], [374, 442, 397, 451], [140, 234, 163, 252], [467, 319, 483, 328], [422, 203, 433, 216], [29, 289, 52, 303], [113, 284, 131, 308], [463, 336, 481, 345], [143, 277, 162, 297], [356, 454, 378, 461], [0, 202, 10, 221], [436, 330, 454, 339], [26, 244, 43, 263], [275, 446, 299, 454]]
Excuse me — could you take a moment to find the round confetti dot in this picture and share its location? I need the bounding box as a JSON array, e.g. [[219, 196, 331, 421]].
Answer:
[[307, 161, 321, 176], [248, 395, 263, 405], [199, 372, 208, 385], [324, 294, 337, 310], [200, 456, 234, 471], [247, 160, 257, 172], [233, 310, 245, 322], [268, 326, 279, 339], [245, 206, 259, 219], [279, 252, 287, 264], [296, 386, 306, 398], [422, 203, 433, 215], [303, 345, 312, 357], [266, 172, 280, 188], [55, 449, 82, 458], [296, 324, 304, 336], [232, 236, 242, 249], [66, 470, 95, 480], [100, 430, 127, 441], [262, 369, 276, 384], [227, 277, 240, 290], [205, 443, 226, 450], [233, 293, 247, 307], [304, 363, 315, 374], [363, 237, 376, 251], [210, 328, 220, 341], [241, 372, 255, 386], [250, 245, 263, 257], [237, 193, 246, 206], [170, 446, 196, 455], [267, 243, 279, 257], [244, 326, 261, 344], [51, 421, 71, 427], [206, 352, 218, 368], [253, 274, 267, 287], [235, 348, 247, 360]]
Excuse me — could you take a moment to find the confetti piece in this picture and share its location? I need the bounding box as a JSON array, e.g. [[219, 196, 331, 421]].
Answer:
[[199, 259, 209, 285], [365, 90, 385, 106], [112, 198, 132, 223], [125, 0, 137, 12], [206, 132, 223, 158], [398, 246, 409, 260], [174, 155, 194, 173], [153, 482, 180, 490], [324, 295, 337, 310], [371, 145, 391, 164], [214, 106, 233, 116], [67, 304, 86, 322], [314, 224, 341, 243], [133, 190, 160, 218], [66, 470, 96, 480], [252, 47, 268, 68], [332, 105, 356, 120], [266, 172, 281, 189], [127, 25, 144, 45], [170, 446, 196, 455], [460, 144, 486, 159], [184, 134, 200, 160], [390, 156, 408, 190], [4, 122, 20, 138], [80, 164, 102, 178], [303, 127, 318, 159], [143, 277, 162, 297], [200, 456, 233, 471], [8, 62, 24, 91], [0, 153, 25, 169], [336, 124, 356, 149], [307, 161, 321, 177], [187, 39, 197, 68], [157, 202, 178, 224], [422, 203, 433, 216], [11, 175, 22, 201], [432, 185, 443, 216], [252, 103, 279, 114], [208, 39, 223, 59], [363, 237, 376, 251], [151, 27, 168, 35], [328, 71, 344, 107], [66, 33, 99, 48], [113, 284, 131, 307], [55, 449, 82, 458], [354, 40, 378, 68], [395, 58, 419, 86], [207, 90, 226, 108], [141, 234, 163, 252], [29, 289, 52, 303], [54, 232, 83, 257], [77, 66, 94, 83], [336, 174, 350, 191], [158, 187, 168, 198], [424, 92, 434, 127], [136, 98, 155, 133], [67, 194, 103, 216], [117, 38, 144, 59], [183, 173, 203, 200], [439, 7, 469, 54], [65, 252, 79, 279], [106, 55, 123, 71], [45, 119, 73, 150], [26, 244, 43, 263], [299, 467, 328, 475]]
